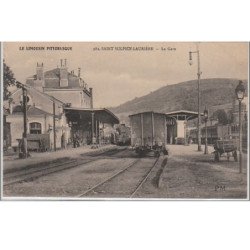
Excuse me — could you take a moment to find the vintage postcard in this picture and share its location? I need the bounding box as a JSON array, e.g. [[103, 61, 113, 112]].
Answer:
[[1, 42, 249, 200]]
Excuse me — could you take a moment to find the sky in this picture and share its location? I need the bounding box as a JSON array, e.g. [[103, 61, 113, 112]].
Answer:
[[3, 42, 248, 108]]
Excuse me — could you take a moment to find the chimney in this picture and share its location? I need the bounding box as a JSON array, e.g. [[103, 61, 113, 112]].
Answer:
[[36, 62, 44, 81], [78, 68, 81, 77], [9, 99, 13, 114], [59, 59, 68, 87], [89, 87, 93, 108], [34, 62, 44, 92]]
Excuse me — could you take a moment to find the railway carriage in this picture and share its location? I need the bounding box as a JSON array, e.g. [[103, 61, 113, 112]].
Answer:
[[189, 124, 232, 145], [129, 111, 167, 156], [189, 122, 247, 153]]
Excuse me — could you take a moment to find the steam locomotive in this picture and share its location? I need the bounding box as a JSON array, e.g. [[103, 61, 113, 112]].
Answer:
[[111, 124, 131, 145]]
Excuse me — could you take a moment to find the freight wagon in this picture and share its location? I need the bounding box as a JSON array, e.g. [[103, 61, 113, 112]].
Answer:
[[129, 112, 167, 156]]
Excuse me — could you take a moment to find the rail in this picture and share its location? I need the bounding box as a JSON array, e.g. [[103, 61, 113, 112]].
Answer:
[[78, 155, 160, 198], [4, 147, 127, 186]]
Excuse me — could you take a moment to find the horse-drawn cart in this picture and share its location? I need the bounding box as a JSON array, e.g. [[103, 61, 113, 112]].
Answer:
[[213, 139, 238, 162]]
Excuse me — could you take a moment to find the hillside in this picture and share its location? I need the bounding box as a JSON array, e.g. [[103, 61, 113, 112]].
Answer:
[[109, 78, 248, 123]]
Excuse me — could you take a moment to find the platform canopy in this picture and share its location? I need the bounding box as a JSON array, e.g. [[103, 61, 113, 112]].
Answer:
[[165, 110, 202, 121], [64, 107, 119, 124], [129, 111, 167, 117]]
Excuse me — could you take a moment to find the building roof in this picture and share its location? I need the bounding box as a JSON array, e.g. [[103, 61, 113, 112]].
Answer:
[[128, 111, 167, 117], [28, 106, 53, 116], [28, 68, 89, 91], [10, 84, 64, 105], [165, 110, 202, 120], [44, 68, 79, 88], [12, 105, 54, 116], [165, 110, 199, 116], [64, 107, 119, 124]]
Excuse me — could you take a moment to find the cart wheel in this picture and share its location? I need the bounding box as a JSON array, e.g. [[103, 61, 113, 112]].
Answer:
[[214, 152, 220, 162], [227, 153, 230, 161], [233, 151, 238, 162]]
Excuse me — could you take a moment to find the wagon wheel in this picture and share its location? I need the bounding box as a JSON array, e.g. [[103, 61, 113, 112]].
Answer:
[[214, 151, 220, 162], [233, 151, 238, 162]]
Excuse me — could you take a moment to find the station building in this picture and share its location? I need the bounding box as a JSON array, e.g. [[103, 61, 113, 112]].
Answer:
[[26, 60, 93, 108], [4, 60, 119, 151]]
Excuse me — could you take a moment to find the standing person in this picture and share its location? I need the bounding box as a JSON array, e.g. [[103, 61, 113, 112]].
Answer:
[[73, 133, 77, 148], [76, 133, 80, 147], [162, 144, 169, 157], [39, 138, 45, 152], [61, 132, 67, 149]]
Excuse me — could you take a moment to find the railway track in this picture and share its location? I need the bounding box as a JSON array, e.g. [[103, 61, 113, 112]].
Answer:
[[78, 156, 160, 198], [130, 156, 160, 198], [3, 147, 127, 186]]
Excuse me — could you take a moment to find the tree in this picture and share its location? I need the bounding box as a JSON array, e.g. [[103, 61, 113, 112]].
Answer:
[[227, 110, 235, 124], [212, 109, 229, 125], [3, 62, 16, 100]]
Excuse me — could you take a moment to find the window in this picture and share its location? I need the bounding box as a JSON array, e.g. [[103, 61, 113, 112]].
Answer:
[[30, 122, 42, 134]]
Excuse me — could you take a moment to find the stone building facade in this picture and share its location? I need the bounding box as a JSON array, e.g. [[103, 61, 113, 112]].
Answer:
[[4, 60, 118, 151], [5, 86, 69, 150], [26, 59, 93, 108]]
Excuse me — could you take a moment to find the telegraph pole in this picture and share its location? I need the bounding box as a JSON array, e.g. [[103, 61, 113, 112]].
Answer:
[[197, 49, 202, 151], [16, 81, 28, 158], [91, 112, 95, 144], [189, 43, 202, 151], [22, 87, 28, 158], [235, 80, 245, 174], [53, 101, 56, 151], [239, 100, 242, 173], [204, 107, 208, 154]]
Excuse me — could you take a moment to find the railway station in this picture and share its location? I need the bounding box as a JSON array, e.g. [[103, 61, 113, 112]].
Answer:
[[2, 44, 248, 200], [3, 60, 119, 152]]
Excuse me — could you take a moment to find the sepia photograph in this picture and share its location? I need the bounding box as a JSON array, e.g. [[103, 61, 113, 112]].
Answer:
[[1, 42, 249, 199]]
